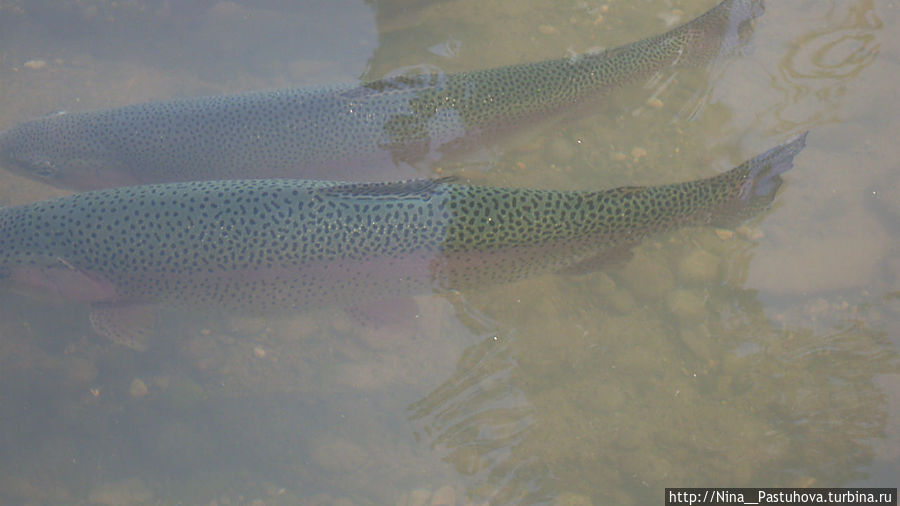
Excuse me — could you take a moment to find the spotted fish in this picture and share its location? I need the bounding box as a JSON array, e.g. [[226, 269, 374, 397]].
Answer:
[[0, 133, 806, 349], [0, 0, 763, 190]]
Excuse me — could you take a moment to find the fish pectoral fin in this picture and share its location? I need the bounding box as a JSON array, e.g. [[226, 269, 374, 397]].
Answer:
[[89, 302, 159, 352], [8, 260, 118, 302]]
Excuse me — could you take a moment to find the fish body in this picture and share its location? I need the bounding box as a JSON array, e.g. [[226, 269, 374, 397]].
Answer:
[[0, 134, 806, 347], [0, 0, 763, 190]]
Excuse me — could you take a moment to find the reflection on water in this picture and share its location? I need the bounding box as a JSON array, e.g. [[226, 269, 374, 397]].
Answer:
[[0, 0, 898, 504], [769, 0, 881, 130]]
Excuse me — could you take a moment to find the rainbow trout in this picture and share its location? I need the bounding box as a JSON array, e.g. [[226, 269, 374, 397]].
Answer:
[[0, 0, 763, 190], [0, 133, 805, 349]]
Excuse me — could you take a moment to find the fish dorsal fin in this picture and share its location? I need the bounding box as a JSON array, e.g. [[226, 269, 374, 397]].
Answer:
[[341, 66, 447, 100], [364, 65, 447, 92], [318, 176, 458, 199]]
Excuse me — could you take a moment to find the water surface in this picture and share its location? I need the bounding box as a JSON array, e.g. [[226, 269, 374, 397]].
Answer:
[[0, 0, 896, 504]]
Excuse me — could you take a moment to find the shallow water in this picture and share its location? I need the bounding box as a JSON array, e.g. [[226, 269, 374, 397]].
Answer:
[[0, 0, 897, 505]]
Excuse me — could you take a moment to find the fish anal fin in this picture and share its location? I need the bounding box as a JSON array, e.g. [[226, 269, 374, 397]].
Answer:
[[559, 246, 636, 275], [89, 302, 159, 352]]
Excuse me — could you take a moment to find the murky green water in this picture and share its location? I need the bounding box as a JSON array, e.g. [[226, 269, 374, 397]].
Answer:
[[0, 0, 896, 504]]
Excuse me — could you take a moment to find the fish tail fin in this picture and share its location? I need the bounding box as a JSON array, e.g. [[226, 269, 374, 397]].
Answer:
[[672, 0, 766, 67], [710, 131, 808, 226], [739, 131, 808, 201]]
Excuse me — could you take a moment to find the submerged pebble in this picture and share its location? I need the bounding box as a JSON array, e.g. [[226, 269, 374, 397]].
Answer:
[[23, 59, 47, 70], [667, 289, 707, 325], [736, 225, 764, 240], [678, 247, 720, 285], [128, 378, 149, 398], [714, 228, 734, 240], [692, 228, 735, 256], [538, 24, 559, 35], [592, 272, 618, 297], [678, 323, 715, 362], [554, 491, 593, 505], [88, 477, 152, 506], [430, 485, 456, 506], [407, 488, 432, 506], [252, 345, 266, 359]]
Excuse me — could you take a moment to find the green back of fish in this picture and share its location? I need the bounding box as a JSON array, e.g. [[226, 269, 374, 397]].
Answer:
[[0, 0, 763, 189], [381, 0, 761, 143], [0, 133, 804, 313]]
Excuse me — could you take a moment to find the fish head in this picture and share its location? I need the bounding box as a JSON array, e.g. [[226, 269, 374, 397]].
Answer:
[[0, 113, 139, 191]]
